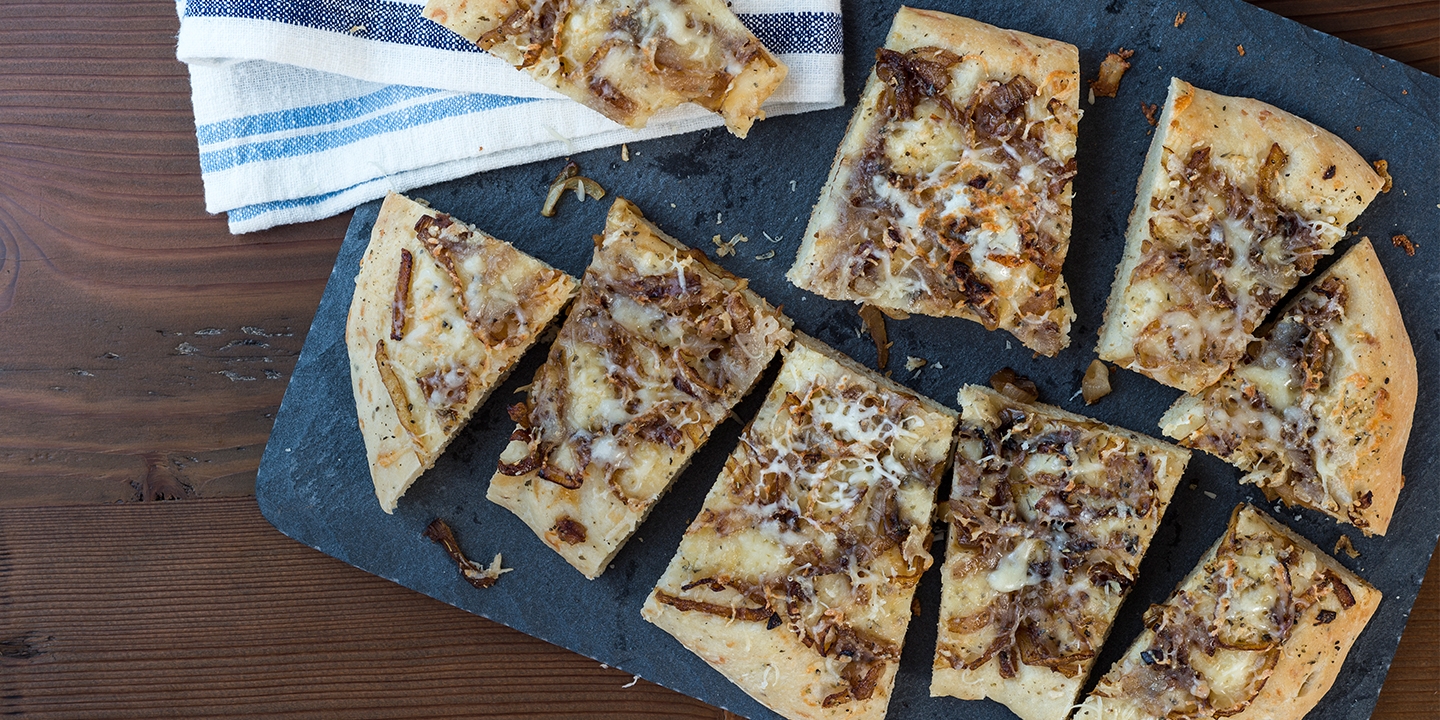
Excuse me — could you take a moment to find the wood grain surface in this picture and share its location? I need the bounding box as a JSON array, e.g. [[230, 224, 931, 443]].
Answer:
[[0, 0, 1434, 718]]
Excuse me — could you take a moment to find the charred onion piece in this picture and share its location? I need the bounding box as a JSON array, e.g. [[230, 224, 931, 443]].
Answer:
[[541, 161, 606, 217], [990, 367, 1039, 404], [423, 518, 511, 589], [858, 304, 890, 369], [1090, 48, 1134, 98], [1082, 359, 1112, 404], [653, 589, 773, 622], [391, 248, 413, 341]]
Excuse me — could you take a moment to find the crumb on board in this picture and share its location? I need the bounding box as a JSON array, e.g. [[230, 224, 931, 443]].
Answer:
[[789, 180, 797, 192], [1203, 491, 1217, 499], [1334, 534, 1361, 559], [905, 356, 927, 373], [763, 231, 783, 243], [622, 675, 640, 688], [754, 250, 776, 261], [1174, 10, 1187, 27], [1372, 159, 1393, 193], [1237, 44, 1245, 56], [712, 233, 748, 257], [1391, 233, 1416, 256], [1090, 48, 1135, 99], [1082, 359, 1112, 404], [1141, 102, 1159, 126], [621, 144, 629, 162]]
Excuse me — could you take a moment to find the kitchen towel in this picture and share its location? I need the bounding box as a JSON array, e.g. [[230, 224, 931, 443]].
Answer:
[[175, 0, 845, 233]]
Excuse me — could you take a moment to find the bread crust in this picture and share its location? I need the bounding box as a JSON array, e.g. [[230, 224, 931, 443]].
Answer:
[[932, 386, 1190, 720], [1075, 505, 1381, 720], [643, 335, 957, 720], [1097, 78, 1384, 393], [1161, 238, 1417, 535], [346, 192, 577, 513], [787, 6, 1080, 355], [488, 197, 791, 578]]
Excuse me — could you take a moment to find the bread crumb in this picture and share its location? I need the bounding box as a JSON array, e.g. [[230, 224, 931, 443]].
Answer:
[[348, 25, 365, 34], [621, 144, 629, 162], [789, 180, 797, 192], [905, 356, 927, 372], [1174, 11, 1187, 27], [1237, 44, 1245, 56], [754, 250, 776, 261], [1090, 48, 1135, 98], [1372, 159, 1393, 193], [622, 675, 640, 688], [1391, 233, 1416, 256], [1141, 102, 1159, 126], [712, 233, 748, 258], [1203, 491, 1217, 499], [1334, 534, 1361, 559]]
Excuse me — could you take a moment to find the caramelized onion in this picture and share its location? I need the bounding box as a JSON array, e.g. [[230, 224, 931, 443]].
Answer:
[[1082, 359, 1112, 404], [990, 367, 1039, 404], [858, 304, 890, 369], [1090, 49, 1134, 98], [541, 161, 606, 217]]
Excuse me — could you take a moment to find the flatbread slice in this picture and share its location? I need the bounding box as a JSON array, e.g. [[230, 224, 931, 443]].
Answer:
[[642, 333, 958, 720], [1160, 239, 1417, 535], [421, 0, 787, 138], [787, 7, 1081, 356], [1075, 504, 1380, 720], [346, 192, 579, 513], [932, 385, 1190, 720], [489, 197, 792, 578], [1096, 78, 1385, 393]]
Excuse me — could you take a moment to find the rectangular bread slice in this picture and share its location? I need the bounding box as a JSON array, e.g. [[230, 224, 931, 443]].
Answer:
[[1160, 239, 1417, 535], [642, 333, 958, 720], [346, 192, 579, 513], [787, 7, 1081, 356], [488, 197, 792, 578], [1096, 78, 1384, 393], [931, 385, 1190, 720], [421, 0, 787, 138], [1074, 504, 1381, 720]]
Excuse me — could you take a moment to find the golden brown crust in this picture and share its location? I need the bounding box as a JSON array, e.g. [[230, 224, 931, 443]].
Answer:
[[787, 7, 1080, 356], [1160, 239, 1416, 535], [421, 0, 787, 137], [1074, 505, 1381, 720], [1097, 78, 1384, 393], [487, 197, 791, 578], [346, 192, 577, 513], [643, 336, 957, 720]]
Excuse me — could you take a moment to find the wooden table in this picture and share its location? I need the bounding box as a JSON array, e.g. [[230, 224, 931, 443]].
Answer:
[[1, 1, 1434, 717]]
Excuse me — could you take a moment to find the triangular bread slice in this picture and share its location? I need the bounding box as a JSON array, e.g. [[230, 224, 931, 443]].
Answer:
[[1097, 78, 1384, 393], [1074, 504, 1380, 720], [786, 7, 1081, 356], [1160, 239, 1416, 535], [421, 0, 786, 137], [642, 333, 958, 720], [932, 385, 1190, 720], [488, 197, 792, 579], [346, 192, 579, 513]]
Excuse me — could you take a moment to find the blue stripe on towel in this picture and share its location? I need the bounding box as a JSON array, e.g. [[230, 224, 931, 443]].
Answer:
[[185, 0, 482, 53], [199, 92, 536, 173], [227, 185, 354, 223], [185, 1, 843, 55], [196, 85, 444, 144]]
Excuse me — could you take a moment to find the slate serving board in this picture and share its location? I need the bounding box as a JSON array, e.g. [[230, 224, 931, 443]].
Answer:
[[256, 1, 1439, 718]]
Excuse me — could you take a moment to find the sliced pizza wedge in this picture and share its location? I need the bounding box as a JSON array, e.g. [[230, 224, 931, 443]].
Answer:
[[347, 192, 579, 513], [422, 0, 787, 138], [1160, 239, 1417, 535], [489, 197, 791, 579], [642, 334, 958, 720], [1075, 504, 1380, 720], [932, 385, 1190, 720], [787, 7, 1081, 356], [1097, 78, 1385, 393]]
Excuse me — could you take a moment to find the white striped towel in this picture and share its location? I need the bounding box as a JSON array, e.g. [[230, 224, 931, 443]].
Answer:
[[175, 0, 845, 233]]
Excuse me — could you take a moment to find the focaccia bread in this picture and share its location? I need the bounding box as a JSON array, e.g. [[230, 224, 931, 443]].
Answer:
[[1075, 504, 1380, 720], [642, 334, 958, 720], [1160, 239, 1416, 535], [489, 197, 791, 579], [346, 192, 578, 513], [787, 7, 1081, 356], [932, 385, 1190, 720], [1096, 78, 1384, 393], [422, 0, 787, 138]]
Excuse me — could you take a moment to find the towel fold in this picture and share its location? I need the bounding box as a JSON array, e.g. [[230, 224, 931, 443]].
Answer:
[[176, 0, 845, 233]]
